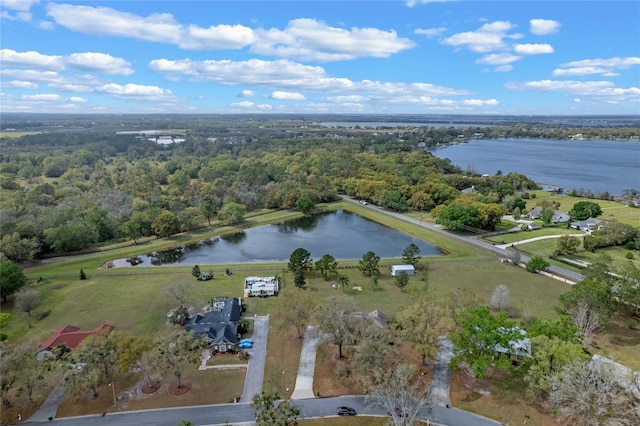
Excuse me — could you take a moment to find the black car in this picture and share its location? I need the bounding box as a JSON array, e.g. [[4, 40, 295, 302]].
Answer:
[[337, 406, 357, 416]]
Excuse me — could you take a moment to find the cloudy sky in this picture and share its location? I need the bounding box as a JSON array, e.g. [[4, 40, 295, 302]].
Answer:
[[1, 0, 639, 115]]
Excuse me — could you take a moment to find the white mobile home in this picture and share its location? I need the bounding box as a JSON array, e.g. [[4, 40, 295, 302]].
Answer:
[[244, 276, 279, 297], [391, 264, 415, 276]]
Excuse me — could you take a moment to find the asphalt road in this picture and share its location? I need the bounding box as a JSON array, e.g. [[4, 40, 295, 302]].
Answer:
[[37, 396, 501, 426], [342, 196, 585, 283]]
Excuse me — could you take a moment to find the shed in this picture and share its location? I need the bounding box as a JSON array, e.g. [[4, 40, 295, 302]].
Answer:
[[391, 264, 415, 276]]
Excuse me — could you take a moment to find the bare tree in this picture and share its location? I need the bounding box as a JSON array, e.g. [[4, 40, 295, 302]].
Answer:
[[315, 296, 361, 359], [490, 284, 509, 311], [164, 280, 196, 308], [549, 360, 639, 426], [15, 288, 40, 318], [278, 288, 316, 339], [365, 363, 431, 426], [570, 299, 599, 345], [156, 330, 204, 389]]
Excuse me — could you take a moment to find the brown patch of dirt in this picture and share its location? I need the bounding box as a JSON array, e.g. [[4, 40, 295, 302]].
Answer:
[[141, 381, 162, 394], [167, 380, 192, 395]]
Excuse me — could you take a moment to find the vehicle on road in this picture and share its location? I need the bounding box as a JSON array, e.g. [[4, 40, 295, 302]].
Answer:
[[337, 406, 357, 416], [388, 407, 407, 417]]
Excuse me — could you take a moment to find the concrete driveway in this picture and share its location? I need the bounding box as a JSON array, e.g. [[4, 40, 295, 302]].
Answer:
[[291, 325, 320, 400], [238, 315, 269, 403], [430, 336, 453, 408]]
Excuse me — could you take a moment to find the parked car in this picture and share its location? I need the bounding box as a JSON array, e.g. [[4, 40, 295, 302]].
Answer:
[[239, 338, 253, 344], [337, 406, 357, 416], [388, 407, 407, 417], [237, 341, 252, 349]]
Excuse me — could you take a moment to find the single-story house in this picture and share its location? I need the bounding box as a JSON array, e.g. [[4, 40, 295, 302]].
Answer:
[[184, 297, 242, 352], [551, 211, 571, 223], [461, 186, 478, 195], [352, 309, 388, 328], [391, 264, 415, 276], [36, 323, 115, 361], [525, 206, 543, 219], [244, 276, 279, 297], [524, 223, 540, 231], [591, 354, 640, 399], [525, 206, 570, 223], [494, 327, 532, 361], [570, 218, 604, 231]]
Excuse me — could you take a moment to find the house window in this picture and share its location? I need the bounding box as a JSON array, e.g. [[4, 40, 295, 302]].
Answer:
[[219, 344, 227, 352]]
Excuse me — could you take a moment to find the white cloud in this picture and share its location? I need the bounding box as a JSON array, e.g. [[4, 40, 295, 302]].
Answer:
[[66, 52, 134, 75], [0, 49, 64, 69], [505, 79, 640, 103], [494, 65, 514, 72], [183, 24, 257, 50], [0, 0, 38, 21], [149, 57, 469, 98], [1, 49, 134, 75], [463, 99, 499, 106], [239, 90, 255, 97], [414, 27, 447, 38], [94, 83, 173, 99], [476, 53, 521, 65], [46, 3, 256, 51], [553, 56, 640, 77], [20, 93, 61, 101], [256, 104, 273, 111], [530, 19, 561, 35], [48, 83, 93, 92], [231, 100, 255, 108], [271, 91, 305, 100], [1, 80, 38, 89], [1, 0, 39, 11], [406, 0, 454, 7], [513, 43, 554, 55], [0, 68, 61, 83], [441, 21, 515, 53], [251, 18, 414, 62], [68, 96, 87, 102]]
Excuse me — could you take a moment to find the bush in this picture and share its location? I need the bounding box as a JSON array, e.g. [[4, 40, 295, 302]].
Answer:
[[79, 269, 87, 280], [627, 319, 637, 329], [626, 252, 635, 259], [37, 309, 51, 321]]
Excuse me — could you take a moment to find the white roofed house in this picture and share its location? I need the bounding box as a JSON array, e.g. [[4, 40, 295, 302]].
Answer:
[[391, 264, 415, 276], [244, 276, 279, 297]]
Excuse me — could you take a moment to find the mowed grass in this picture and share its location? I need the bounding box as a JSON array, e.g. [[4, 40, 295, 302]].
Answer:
[[529, 190, 640, 227], [56, 366, 245, 418]]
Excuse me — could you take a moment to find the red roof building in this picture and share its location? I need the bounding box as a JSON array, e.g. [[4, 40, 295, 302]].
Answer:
[[36, 323, 115, 360]]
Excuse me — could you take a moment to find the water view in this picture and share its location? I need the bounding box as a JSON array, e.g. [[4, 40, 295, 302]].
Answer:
[[433, 138, 639, 195], [112, 210, 441, 267]]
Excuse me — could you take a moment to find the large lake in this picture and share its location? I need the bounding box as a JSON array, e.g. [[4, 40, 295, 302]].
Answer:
[[433, 138, 639, 195], [112, 210, 441, 267]]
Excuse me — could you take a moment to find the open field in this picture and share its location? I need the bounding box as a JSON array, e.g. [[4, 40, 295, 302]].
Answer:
[[3, 205, 638, 425], [529, 190, 640, 227], [0, 131, 40, 138], [56, 366, 245, 418]]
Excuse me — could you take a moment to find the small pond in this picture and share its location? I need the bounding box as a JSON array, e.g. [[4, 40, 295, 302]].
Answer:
[[111, 210, 442, 267]]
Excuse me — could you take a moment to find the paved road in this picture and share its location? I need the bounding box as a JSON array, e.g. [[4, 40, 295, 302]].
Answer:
[[291, 325, 320, 400], [430, 337, 453, 408], [341, 195, 585, 283], [239, 315, 269, 403], [35, 395, 501, 426]]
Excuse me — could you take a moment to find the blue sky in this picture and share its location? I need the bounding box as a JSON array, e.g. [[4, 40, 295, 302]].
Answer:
[[1, 0, 639, 115]]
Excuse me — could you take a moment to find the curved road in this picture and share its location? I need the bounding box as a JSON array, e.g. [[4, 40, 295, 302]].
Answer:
[[342, 196, 584, 283], [36, 396, 501, 426]]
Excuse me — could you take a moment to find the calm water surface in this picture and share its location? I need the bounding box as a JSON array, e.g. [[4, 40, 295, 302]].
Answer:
[[112, 210, 441, 267], [433, 138, 639, 195]]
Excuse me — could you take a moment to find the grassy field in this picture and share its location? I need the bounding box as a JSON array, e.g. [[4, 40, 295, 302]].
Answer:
[[3, 203, 637, 424], [0, 131, 40, 138], [529, 190, 640, 227]]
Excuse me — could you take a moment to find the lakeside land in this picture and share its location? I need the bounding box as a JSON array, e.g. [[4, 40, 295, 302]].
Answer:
[[1, 116, 639, 425]]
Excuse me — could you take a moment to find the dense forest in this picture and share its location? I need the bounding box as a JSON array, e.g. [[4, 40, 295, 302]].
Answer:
[[2, 114, 635, 261]]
